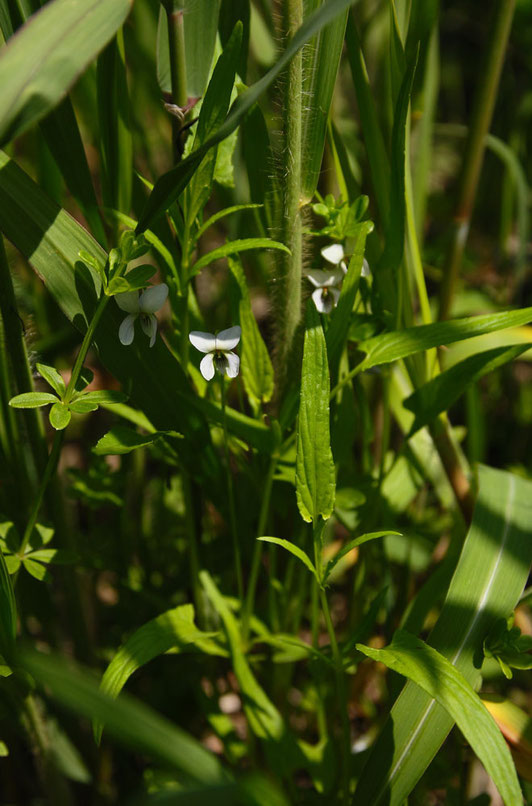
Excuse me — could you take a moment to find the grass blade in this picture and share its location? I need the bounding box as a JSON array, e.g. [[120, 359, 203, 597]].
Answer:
[[0, 0, 133, 146], [354, 464, 532, 804], [357, 631, 522, 806]]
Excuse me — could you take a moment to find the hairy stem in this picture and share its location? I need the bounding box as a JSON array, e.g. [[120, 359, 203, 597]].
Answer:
[[274, 0, 304, 389]]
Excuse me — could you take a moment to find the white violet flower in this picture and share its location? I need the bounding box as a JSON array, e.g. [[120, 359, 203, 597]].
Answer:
[[189, 326, 241, 381], [306, 268, 343, 314], [116, 283, 168, 348], [321, 243, 370, 277]]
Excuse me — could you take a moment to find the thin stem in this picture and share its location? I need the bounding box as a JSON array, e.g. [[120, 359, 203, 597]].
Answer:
[[241, 454, 278, 640], [313, 524, 351, 804], [15, 430, 64, 569], [438, 0, 516, 320], [182, 469, 203, 623], [220, 377, 243, 600], [64, 294, 110, 403], [167, 9, 188, 109]]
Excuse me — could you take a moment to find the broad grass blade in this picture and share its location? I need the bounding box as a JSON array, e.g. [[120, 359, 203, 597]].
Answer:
[[357, 631, 522, 806], [94, 604, 221, 742], [357, 307, 532, 369], [296, 305, 335, 523], [20, 648, 230, 785], [0, 2, 106, 245], [0, 0, 133, 146], [137, 0, 362, 233], [354, 464, 532, 805]]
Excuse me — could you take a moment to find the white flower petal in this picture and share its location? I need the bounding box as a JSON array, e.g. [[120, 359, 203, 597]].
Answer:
[[340, 260, 348, 274], [119, 314, 136, 345], [140, 314, 157, 347], [312, 288, 332, 313], [321, 243, 344, 265], [361, 258, 370, 278], [215, 325, 241, 351], [225, 351, 240, 378], [330, 287, 341, 306], [139, 283, 168, 313], [115, 291, 140, 313], [189, 331, 217, 353], [306, 269, 331, 288], [200, 353, 215, 381]]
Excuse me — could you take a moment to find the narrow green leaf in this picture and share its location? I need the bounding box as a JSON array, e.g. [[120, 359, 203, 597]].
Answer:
[[200, 571, 300, 776], [0, 546, 16, 660], [93, 426, 180, 456], [137, 0, 363, 232], [344, 13, 390, 225], [0, 0, 133, 146], [301, 5, 348, 201], [354, 465, 532, 805], [326, 221, 373, 375], [95, 604, 221, 742], [296, 305, 335, 523], [185, 24, 242, 227], [36, 363, 66, 398], [358, 307, 532, 370], [97, 29, 133, 213], [404, 344, 531, 436], [375, 52, 417, 311], [357, 631, 522, 806], [323, 531, 400, 584], [195, 204, 263, 242], [228, 256, 274, 405], [20, 648, 230, 785], [9, 392, 58, 409], [49, 402, 71, 430], [28, 549, 77, 565], [257, 537, 319, 582], [77, 390, 128, 405], [192, 238, 289, 275]]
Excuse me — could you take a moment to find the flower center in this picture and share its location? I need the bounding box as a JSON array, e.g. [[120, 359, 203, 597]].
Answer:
[[214, 352, 228, 375]]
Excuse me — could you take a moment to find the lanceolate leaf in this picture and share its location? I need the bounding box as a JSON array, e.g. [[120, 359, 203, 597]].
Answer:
[[296, 304, 335, 523], [136, 0, 362, 232], [323, 531, 400, 583], [404, 344, 532, 436], [0, 0, 133, 146], [357, 631, 522, 806], [258, 538, 319, 582], [20, 648, 230, 786], [95, 604, 221, 742], [356, 307, 532, 370], [354, 465, 532, 805]]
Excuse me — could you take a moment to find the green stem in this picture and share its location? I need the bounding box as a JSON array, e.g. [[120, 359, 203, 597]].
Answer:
[[313, 524, 351, 804], [182, 469, 203, 623], [220, 377, 243, 600], [167, 9, 188, 109], [64, 295, 109, 404], [15, 430, 64, 569], [241, 454, 277, 640], [274, 0, 304, 388], [438, 0, 516, 320]]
